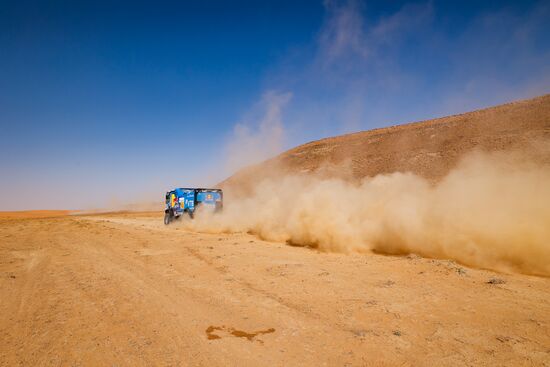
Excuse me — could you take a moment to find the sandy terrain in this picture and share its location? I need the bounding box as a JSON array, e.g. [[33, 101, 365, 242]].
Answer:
[[0, 211, 72, 219], [1, 211, 549, 366]]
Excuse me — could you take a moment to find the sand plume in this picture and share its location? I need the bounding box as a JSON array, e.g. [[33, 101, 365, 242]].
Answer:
[[186, 147, 550, 276]]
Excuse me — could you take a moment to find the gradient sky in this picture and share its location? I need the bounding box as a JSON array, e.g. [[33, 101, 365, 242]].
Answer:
[[1, 0, 549, 210]]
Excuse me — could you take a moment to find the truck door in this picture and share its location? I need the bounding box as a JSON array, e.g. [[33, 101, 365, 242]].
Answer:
[[183, 190, 195, 211]]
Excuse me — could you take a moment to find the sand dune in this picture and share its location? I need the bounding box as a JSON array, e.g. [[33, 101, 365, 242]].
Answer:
[[221, 94, 550, 192]]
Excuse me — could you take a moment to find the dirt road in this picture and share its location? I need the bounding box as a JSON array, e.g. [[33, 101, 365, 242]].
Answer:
[[1, 212, 549, 366]]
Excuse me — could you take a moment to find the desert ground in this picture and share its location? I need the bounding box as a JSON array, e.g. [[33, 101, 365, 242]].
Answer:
[[1, 211, 549, 366], [2, 95, 549, 366]]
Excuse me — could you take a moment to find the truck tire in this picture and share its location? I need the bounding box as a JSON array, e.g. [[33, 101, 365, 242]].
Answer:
[[164, 212, 171, 225], [188, 210, 194, 219]]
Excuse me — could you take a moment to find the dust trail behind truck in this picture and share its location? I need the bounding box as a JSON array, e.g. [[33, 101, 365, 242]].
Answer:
[[164, 188, 223, 224]]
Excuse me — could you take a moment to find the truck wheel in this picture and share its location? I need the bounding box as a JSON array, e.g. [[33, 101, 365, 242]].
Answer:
[[188, 210, 194, 219], [164, 212, 171, 225]]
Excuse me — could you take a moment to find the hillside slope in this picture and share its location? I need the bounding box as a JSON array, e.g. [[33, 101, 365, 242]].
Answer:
[[221, 94, 550, 192]]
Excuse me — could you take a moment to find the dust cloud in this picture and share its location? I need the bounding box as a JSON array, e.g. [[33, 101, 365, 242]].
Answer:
[[224, 91, 292, 176], [185, 148, 550, 277]]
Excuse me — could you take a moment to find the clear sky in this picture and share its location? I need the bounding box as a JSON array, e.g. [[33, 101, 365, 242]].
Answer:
[[1, 0, 549, 210]]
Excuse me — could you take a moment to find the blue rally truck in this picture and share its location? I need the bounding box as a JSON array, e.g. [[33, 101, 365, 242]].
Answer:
[[164, 188, 223, 225]]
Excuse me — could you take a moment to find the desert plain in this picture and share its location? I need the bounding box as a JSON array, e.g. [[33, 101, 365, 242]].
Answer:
[[0, 211, 549, 366]]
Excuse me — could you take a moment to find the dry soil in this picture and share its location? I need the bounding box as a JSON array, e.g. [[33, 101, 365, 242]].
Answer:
[[1, 212, 549, 366]]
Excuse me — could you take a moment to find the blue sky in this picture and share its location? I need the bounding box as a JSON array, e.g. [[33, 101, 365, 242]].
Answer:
[[1, 0, 549, 210]]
